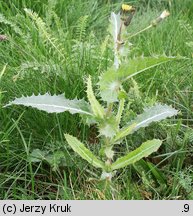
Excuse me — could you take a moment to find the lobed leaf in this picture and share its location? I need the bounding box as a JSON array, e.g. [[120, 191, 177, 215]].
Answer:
[[5, 93, 93, 115], [64, 134, 105, 169], [99, 56, 180, 102], [111, 139, 162, 170]]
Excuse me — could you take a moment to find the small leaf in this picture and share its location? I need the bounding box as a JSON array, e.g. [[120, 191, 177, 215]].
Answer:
[[129, 104, 178, 132], [86, 76, 105, 119], [28, 149, 47, 163], [112, 123, 136, 142], [99, 67, 121, 102], [28, 149, 74, 170], [104, 147, 114, 159], [45, 151, 73, 171], [111, 139, 162, 170], [99, 116, 118, 138], [99, 56, 180, 102], [5, 93, 93, 115], [64, 134, 105, 169]]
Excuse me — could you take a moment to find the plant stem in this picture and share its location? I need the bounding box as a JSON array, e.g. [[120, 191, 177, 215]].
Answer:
[[106, 103, 113, 117], [103, 137, 113, 174], [127, 24, 153, 39]]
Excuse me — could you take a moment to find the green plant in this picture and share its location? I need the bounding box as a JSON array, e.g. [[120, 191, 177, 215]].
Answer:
[[5, 4, 179, 187]]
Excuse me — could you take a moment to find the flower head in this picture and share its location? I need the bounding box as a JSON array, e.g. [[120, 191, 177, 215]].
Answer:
[[159, 10, 170, 19], [122, 4, 133, 12], [152, 10, 170, 26]]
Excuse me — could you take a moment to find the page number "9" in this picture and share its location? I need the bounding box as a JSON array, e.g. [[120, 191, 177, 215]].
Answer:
[[182, 204, 189, 213]]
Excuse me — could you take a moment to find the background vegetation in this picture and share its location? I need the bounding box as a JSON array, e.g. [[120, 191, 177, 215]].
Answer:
[[0, 0, 193, 199]]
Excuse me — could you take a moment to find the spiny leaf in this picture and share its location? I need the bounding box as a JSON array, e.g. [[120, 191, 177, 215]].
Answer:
[[129, 104, 178, 132], [64, 134, 105, 169], [116, 96, 126, 126], [99, 116, 118, 138], [86, 76, 105, 119], [112, 104, 177, 142], [111, 139, 162, 170], [99, 71, 121, 102], [5, 93, 92, 115], [99, 56, 180, 102]]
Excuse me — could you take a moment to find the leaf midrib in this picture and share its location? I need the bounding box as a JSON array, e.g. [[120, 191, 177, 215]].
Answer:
[[13, 102, 92, 115]]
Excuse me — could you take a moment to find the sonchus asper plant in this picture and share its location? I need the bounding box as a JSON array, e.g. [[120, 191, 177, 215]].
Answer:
[[5, 5, 179, 182]]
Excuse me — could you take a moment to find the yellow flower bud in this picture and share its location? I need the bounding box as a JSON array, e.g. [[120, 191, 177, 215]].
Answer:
[[122, 4, 133, 12]]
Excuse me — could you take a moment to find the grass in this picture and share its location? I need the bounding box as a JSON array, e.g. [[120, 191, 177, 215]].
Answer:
[[0, 0, 193, 199]]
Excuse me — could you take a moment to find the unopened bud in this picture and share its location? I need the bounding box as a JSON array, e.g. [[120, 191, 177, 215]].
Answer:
[[152, 10, 170, 26], [160, 10, 170, 19]]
